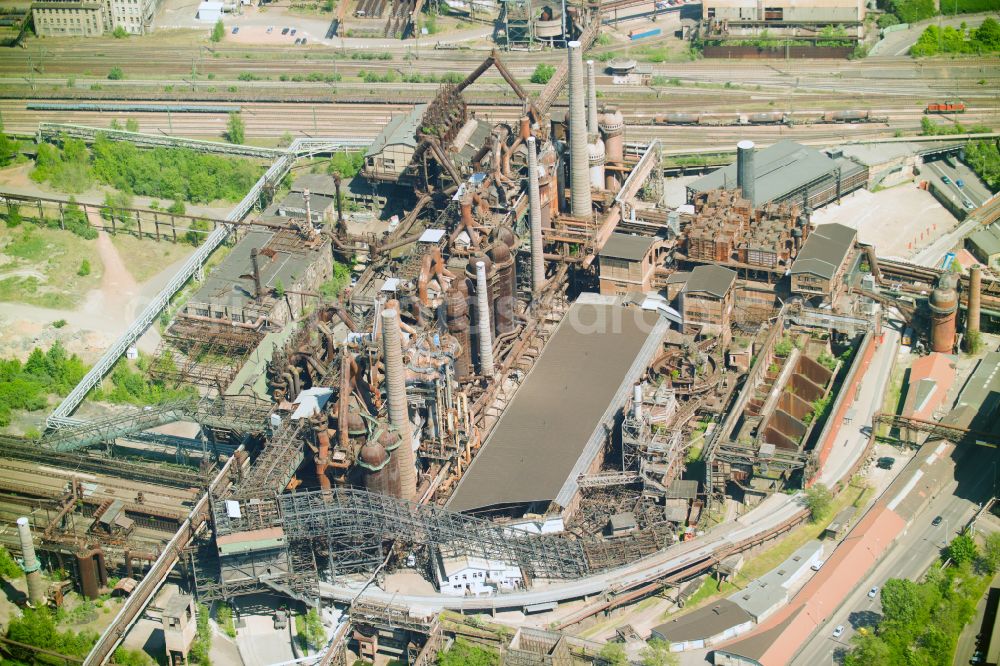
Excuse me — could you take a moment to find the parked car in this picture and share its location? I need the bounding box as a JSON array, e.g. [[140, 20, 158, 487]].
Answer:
[[833, 625, 845, 638], [957, 179, 965, 188], [868, 586, 879, 598], [971, 650, 984, 664], [301, 37, 307, 44], [273, 609, 288, 629], [877, 456, 895, 470], [932, 515, 943, 526], [811, 560, 825, 572], [290, 28, 297, 35], [294, 37, 301, 44], [942, 175, 952, 184], [964, 200, 976, 210], [281, 27, 290, 35], [231, 26, 239, 34], [266, 25, 273, 33]]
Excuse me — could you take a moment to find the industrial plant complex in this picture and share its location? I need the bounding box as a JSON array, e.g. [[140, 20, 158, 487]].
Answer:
[[0, 1, 999, 665]]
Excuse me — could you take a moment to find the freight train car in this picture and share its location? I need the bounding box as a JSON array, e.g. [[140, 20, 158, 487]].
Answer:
[[26, 103, 242, 113], [925, 101, 965, 114]]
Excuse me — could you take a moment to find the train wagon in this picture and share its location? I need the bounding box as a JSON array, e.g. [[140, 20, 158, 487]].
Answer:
[[823, 110, 871, 123], [747, 112, 787, 124], [925, 101, 965, 114]]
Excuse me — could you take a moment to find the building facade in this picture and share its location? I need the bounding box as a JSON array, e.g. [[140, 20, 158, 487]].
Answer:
[[681, 264, 737, 339], [33, 0, 157, 36], [433, 552, 523, 596], [790, 223, 856, 301]]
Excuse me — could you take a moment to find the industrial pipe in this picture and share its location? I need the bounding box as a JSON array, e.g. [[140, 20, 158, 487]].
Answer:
[[381, 308, 417, 500], [586, 60, 599, 138], [475, 261, 495, 378], [17, 517, 45, 606], [567, 41, 593, 220], [527, 136, 545, 296], [967, 264, 982, 349], [737, 140, 755, 204]]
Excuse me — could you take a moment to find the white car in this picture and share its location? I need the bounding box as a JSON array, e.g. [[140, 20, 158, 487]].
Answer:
[[811, 561, 824, 571], [868, 586, 879, 598], [833, 625, 845, 638]]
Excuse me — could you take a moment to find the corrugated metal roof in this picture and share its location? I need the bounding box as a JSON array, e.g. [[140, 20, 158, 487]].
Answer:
[[969, 224, 1000, 258], [447, 300, 664, 513], [600, 233, 656, 261], [651, 599, 753, 643], [365, 105, 426, 158], [684, 264, 736, 298], [689, 140, 841, 206], [791, 223, 856, 280]]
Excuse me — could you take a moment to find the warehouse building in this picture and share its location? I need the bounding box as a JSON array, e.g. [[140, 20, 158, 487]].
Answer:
[[447, 295, 669, 523], [967, 223, 1000, 269], [688, 141, 868, 211], [702, 0, 866, 26], [598, 233, 664, 296], [650, 599, 754, 652], [790, 222, 857, 301], [33, 0, 158, 36]]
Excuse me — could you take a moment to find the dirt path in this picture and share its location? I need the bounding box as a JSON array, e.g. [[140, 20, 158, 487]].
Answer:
[[0, 224, 166, 360]]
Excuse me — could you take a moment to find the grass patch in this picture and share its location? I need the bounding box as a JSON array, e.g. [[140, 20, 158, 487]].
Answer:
[[682, 576, 738, 611], [733, 481, 870, 585], [109, 235, 195, 283], [0, 225, 103, 308]]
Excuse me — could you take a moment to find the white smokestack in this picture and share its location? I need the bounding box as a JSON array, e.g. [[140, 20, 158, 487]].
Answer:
[[475, 261, 495, 378], [568, 41, 593, 220], [381, 309, 416, 500], [527, 136, 545, 295], [586, 59, 599, 137]]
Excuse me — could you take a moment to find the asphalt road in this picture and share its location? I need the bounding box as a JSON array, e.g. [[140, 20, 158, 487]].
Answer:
[[925, 159, 989, 210], [792, 444, 998, 665]]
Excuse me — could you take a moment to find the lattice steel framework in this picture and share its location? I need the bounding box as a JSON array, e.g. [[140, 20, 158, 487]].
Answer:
[[277, 489, 591, 580], [41, 396, 273, 452]]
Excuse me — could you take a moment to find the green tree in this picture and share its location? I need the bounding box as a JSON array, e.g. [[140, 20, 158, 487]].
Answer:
[[983, 532, 1000, 573], [844, 632, 893, 666], [274, 280, 285, 298], [948, 533, 978, 565], [108, 66, 124, 80], [211, 18, 225, 43], [804, 483, 833, 522], [0, 132, 17, 167], [217, 603, 237, 638], [879, 578, 922, 627], [975, 17, 1000, 50], [889, 0, 936, 24], [225, 112, 245, 144], [436, 637, 498, 666], [125, 118, 139, 132], [112, 25, 128, 38], [78, 259, 91, 277], [302, 608, 325, 649], [0, 545, 22, 579], [597, 642, 628, 666], [167, 199, 187, 215], [530, 63, 556, 84], [113, 647, 153, 665], [640, 638, 678, 666], [319, 262, 351, 299]]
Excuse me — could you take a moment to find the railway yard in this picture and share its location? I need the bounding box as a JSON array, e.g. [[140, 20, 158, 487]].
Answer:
[[0, 2, 999, 665]]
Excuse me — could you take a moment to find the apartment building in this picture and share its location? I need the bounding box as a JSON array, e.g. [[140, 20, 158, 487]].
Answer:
[[33, 0, 156, 37]]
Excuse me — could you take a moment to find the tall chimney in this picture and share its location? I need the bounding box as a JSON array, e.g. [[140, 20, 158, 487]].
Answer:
[[475, 261, 495, 378], [250, 247, 262, 300], [527, 136, 545, 296], [567, 41, 593, 220], [633, 384, 643, 421], [736, 140, 755, 205], [967, 264, 982, 349], [380, 309, 416, 500], [586, 60, 599, 138], [17, 517, 45, 606]]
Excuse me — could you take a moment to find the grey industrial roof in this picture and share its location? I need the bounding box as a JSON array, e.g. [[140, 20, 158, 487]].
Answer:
[[600, 233, 656, 262], [291, 173, 339, 197], [728, 540, 822, 620], [684, 264, 736, 298], [651, 599, 752, 643], [279, 191, 336, 212], [791, 223, 857, 280], [943, 351, 1000, 436], [365, 104, 426, 158], [689, 140, 841, 206], [448, 299, 666, 513], [715, 606, 805, 663], [189, 228, 323, 310], [969, 224, 1000, 258]]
